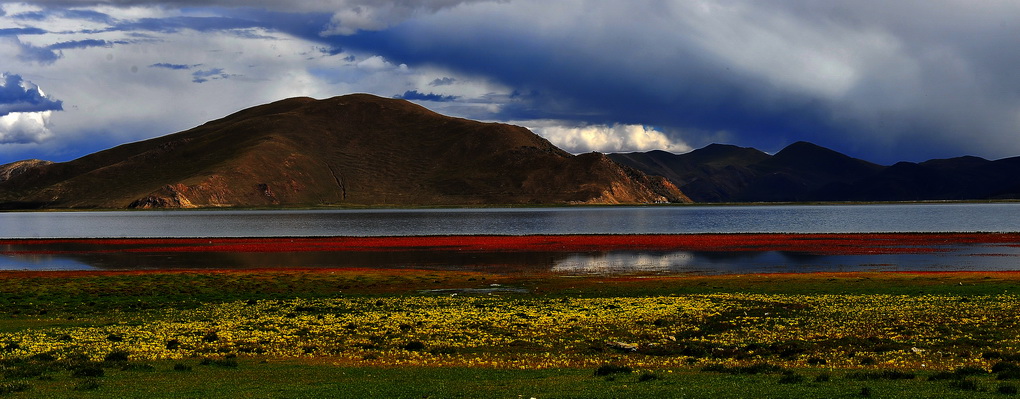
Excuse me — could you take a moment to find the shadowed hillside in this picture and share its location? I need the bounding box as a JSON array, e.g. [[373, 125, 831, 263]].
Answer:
[[0, 94, 689, 209], [611, 142, 1020, 202]]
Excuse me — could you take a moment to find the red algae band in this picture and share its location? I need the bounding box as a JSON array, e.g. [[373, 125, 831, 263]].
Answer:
[[3, 233, 1019, 256]]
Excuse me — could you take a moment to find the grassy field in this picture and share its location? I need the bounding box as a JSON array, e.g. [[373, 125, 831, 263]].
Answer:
[[4, 269, 1020, 397]]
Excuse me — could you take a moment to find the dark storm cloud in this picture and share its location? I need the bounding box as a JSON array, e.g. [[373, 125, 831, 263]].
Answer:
[[7, 1, 1020, 163], [332, 22, 826, 153], [12, 7, 114, 24], [149, 63, 194, 70], [48, 39, 125, 50], [0, 73, 63, 116], [11, 39, 61, 65], [319, 45, 344, 56], [395, 90, 457, 102], [312, 1, 1020, 162], [0, 27, 47, 36], [8, 36, 128, 65], [111, 16, 263, 34], [191, 68, 230, 83], [429, 77, 455, 86]]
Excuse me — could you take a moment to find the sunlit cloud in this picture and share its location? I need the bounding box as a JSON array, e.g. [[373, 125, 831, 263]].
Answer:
[[521, 120, 693, 154]]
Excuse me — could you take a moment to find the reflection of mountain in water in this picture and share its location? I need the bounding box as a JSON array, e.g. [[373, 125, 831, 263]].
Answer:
[[5, 242, 1020, 274], [1, 249, 569, 272], [551, 252, 695, 274]]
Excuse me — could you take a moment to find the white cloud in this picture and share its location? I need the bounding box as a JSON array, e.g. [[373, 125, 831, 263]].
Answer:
[[0, 111, 53, 144], [355, 55, 402, 71], [521, 120, 692, 154], [0, 10, 496, 161]]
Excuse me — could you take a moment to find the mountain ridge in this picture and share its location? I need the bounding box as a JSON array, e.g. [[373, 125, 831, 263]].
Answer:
[[5, 93, 1018, 207], [610, 142, 1020, 202], [0, 94, 689, 209]]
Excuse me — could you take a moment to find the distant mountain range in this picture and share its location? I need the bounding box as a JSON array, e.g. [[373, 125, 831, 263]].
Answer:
[[0, 94, 687, 209], [610, 141, 1020, 202], [2, 93, 1018, 209]]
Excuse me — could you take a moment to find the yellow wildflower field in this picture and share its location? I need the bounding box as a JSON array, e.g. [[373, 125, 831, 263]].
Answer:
[[4, 292, 1018, 371]]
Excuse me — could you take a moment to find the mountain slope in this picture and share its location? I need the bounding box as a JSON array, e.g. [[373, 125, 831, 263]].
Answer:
[[0, 94, 688, 209], [614, 141, 885, 202], [0, 159, 52, 184], [611, 144, 769, 202], [611, 142, 1020, 202]]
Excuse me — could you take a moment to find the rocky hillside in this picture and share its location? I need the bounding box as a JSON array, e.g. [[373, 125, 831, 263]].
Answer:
[[0, 94, 688, 209], [0, 159, 52, 184]]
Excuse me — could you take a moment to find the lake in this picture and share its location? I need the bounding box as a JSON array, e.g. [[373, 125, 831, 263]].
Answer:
[[1, 203, 1019, 238], [2, 203, 1020, 272]]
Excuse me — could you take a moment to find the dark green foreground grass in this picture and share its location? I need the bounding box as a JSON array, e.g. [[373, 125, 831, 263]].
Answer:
[[5, 358, 1020, 398]]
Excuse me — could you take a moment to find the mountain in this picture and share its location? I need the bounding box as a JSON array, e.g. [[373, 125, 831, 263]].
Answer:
[[0, 94, 689, 209], [609, 144, 769, 202], [610, 142, 1020, 202], [0, 159, 52, 184]]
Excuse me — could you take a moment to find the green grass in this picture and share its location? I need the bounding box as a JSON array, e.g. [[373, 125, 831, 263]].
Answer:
[[5, 359, 1020, 398], [5, 270, 1020, 397]]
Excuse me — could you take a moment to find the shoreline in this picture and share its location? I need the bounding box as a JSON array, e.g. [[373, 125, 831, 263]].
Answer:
[[4, 232, 1020, 254]]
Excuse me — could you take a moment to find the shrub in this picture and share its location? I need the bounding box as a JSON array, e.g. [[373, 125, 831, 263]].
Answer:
[[949, 379, 980, 391], [806, 357, 827, 366], [955, 366, 988, 376], [172, 363, 192, 372], [71, 365, 104, 378], [637, 372, 659, 382], [778, 372, 806, 384], [847, 370, 915, 381], [997, 366, 1020, 381], [402, 341, 425, 351], [929, 371, 961, 381], [701, 363, 784, 375], [28, 353, 55, 362], [996, 362, 1020, 374], [594, 364, 632, 377], [999, 384, 1019, 395], [860, 386, 873, 397], [120, 363, 155, 372], [814, 373, 831, 382], [73, 377, 101, 391], [0, 382, 31, 395], [104, 350, 130, 362], [199, 358, 238, 368], [3, 363, 49, 379], [1003, 372, 1020, 381]]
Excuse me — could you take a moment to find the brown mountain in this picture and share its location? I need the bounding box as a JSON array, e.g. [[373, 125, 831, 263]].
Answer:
[[0, 94, 689, 209], [0, 159, 52, 184], [611, 142, 1020, 202]]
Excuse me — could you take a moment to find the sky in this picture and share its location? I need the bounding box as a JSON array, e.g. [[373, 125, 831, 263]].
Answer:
[[1, 1, 1019, 165]]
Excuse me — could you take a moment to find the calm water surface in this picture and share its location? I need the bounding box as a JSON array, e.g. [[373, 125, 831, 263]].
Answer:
[[1, 203, 1019, 238], [3, 203, 1020, 272]]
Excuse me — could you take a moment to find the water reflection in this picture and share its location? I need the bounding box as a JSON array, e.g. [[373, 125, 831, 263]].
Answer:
[[3, 242, 1020, 274], [551, 252, 695, 274]]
